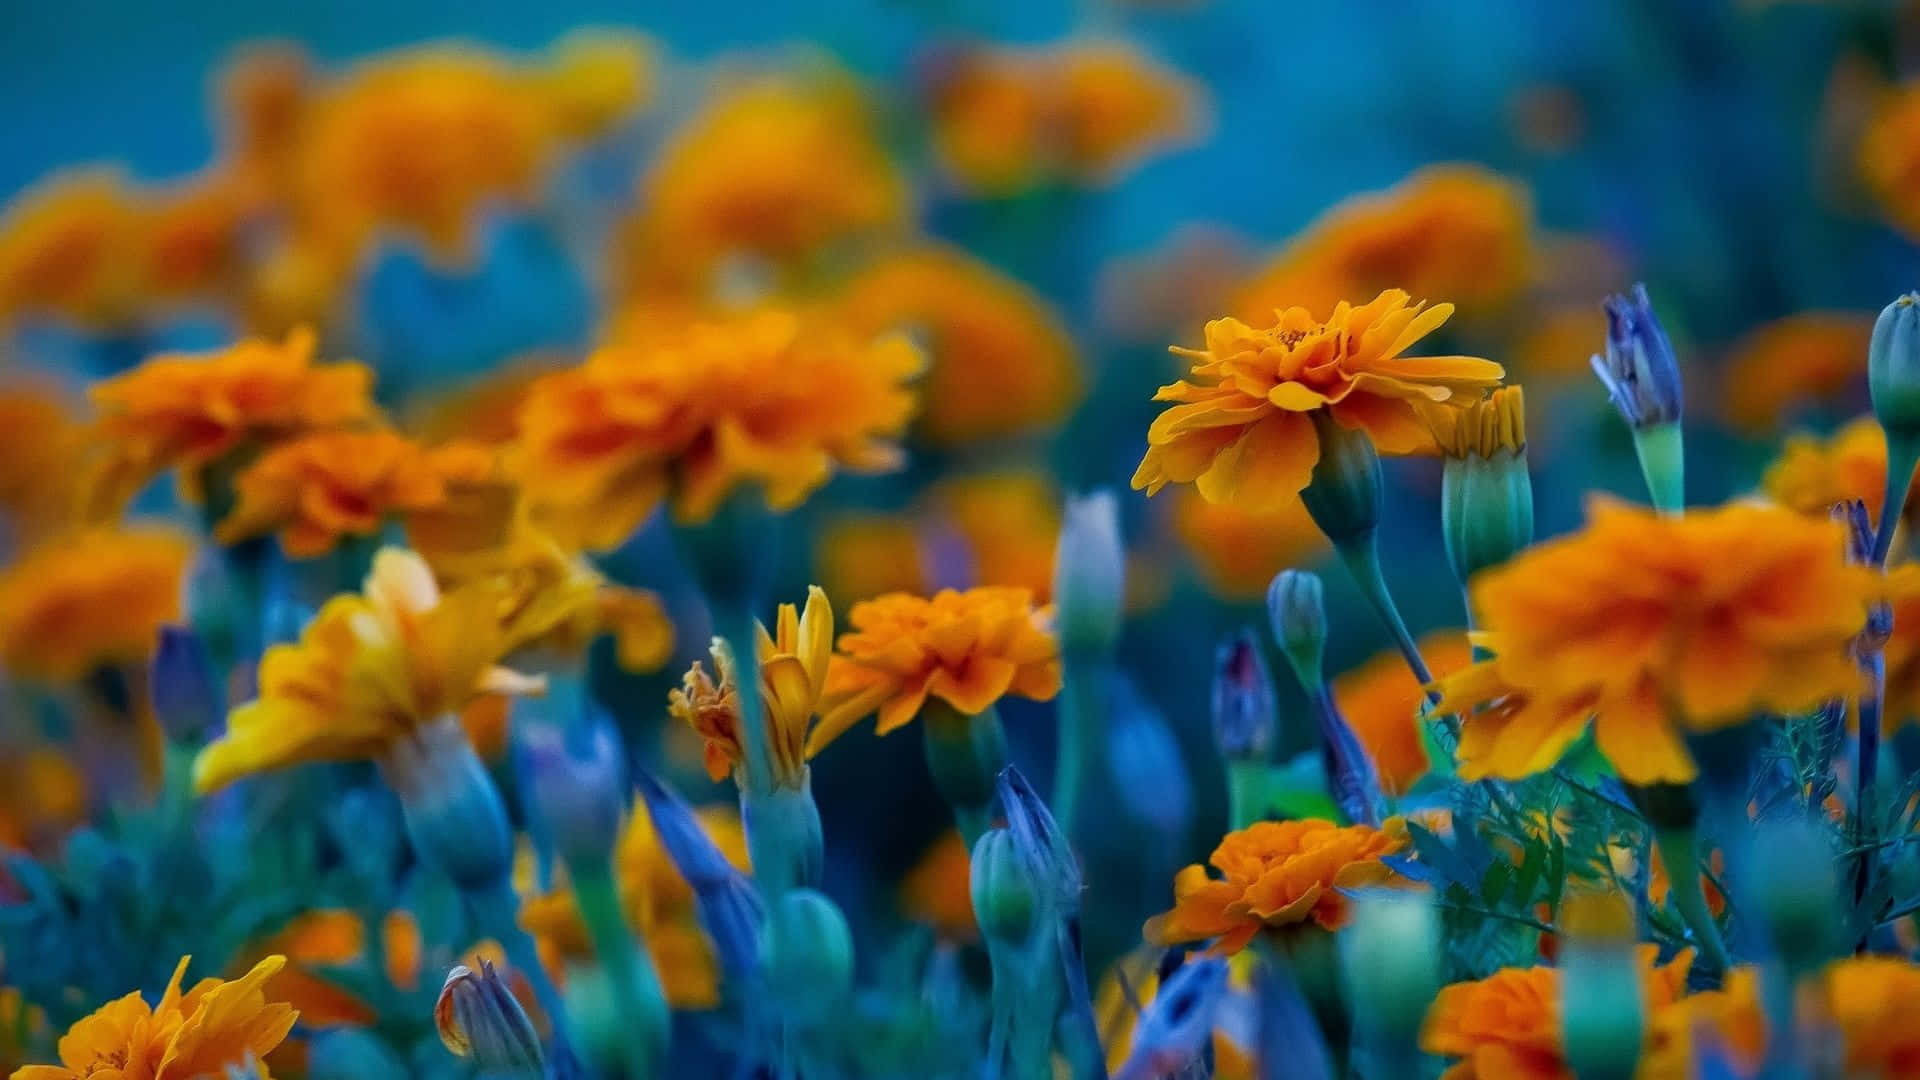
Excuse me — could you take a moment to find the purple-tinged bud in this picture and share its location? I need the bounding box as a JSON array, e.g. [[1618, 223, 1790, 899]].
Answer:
[[517, 719, 626, 865], [1592, 283, 1683, 430], [634, 769, 763, 981], [1211, 629, 1275, 762], [759, 888, 855, 1027], [436, 960, 545, 1077], [1116, 958, 1227, 1080], [1313, 690, 1384, 827], [379, 719, 513, 890], [1053, 490, 1126, 654], [150, 624, 220, 743]]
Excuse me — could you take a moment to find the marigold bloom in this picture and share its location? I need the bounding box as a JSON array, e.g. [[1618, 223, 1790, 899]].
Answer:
[[811, 587, 1060, 750], [814, 515, 930, 603], [1332, 631, 1473, 795], [0, 170, 140, 329], [1720, 314, 1873, 433], [1168, 487, 1326, 599], [1133, 290, 1504, 512], [89, 327, 374, 507], [193, 547, 537, 793], [669, 586, 833, 788], [0, 382, 88, 543], [1143, 817, 1408, 954], [1860, 81, 1920, 240], [899, 829, 977, 942], [1438, 500, 1877, 784], [1763, 417, 1919, 523], [12, 955, 298, 1080], [0, 527, 189, 683], [214, 428, 446, 557], [1420, 946, 1692, 1080], [1234, 166, 1532, 321], [518, 308, 922, 545], [837, 246, 1079, 446], [1817, 954, 1920, 1076]]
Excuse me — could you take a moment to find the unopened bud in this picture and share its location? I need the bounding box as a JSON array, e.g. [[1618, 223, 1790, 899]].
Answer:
[[1211, 630, 1274, 762], [517, 718, 625, 866], [150, 624, 220, 743], [970, 828, 1039, 944], [1267, 569, 1328, 688], [759, 889, 855, 1027], [380, 719, 513, 889], [1870, 292, 1920, 436], [1433, 386, 1534, 586], [1750, 817, 1839, 979], [1593, 284, 1683, 430], [1053, 490, 1126, 654], [1340, 892, 1440, 1051], [435, 961, 544, 1076], [1300, 412, 1383, 544], [1560, 891, 1644, 1080]]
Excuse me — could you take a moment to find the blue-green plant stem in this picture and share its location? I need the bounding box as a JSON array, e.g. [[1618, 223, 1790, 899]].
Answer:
[[713, 610, 774, 798], [571, 861, 668, 1078], [1052, 648, 1106, 841], [1335, 537, 1435, 698], [739, 777, 823, 898], [465, 877, 580, 1068], [1631, 421, 1685, 516], [1874, 426, 1920, 565], [1856, 652, 1886, 921], [922, 702, 1010, 847], [1226, 759, 1267, 828], [1651, 825, 1731, 973]]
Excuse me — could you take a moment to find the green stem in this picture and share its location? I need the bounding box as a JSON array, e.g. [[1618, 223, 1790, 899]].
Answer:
[[572, 862, 668, 1078], [738, 776, 823, 898], [1336, 536, 1435, 696], [713, 610, 774, 797], [1631, 421, 1685, 516], [1051, 649, 1106, 841], [1227, 759, 1268, 828], [1652, 825, 1732, 973], [1876, 425, 1920, 565]]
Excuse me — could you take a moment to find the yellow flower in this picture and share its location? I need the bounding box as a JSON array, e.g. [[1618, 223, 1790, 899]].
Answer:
[[519, 804, 750, 1010], [89, 327, 375, 509], [1419, 946, 1692, 1080], [670, 586, 832, 788], [1143, 818, 1408, 954], [517, 308, 922, 546], [1435, 499, 1878, 785], [836, 246, 1080, 446], [899, 829, 976, 942], [811, 587, 1060, 749], [928, 41, 1200, 196], [1860, 80, 1920, 240], [0, 526, 189, 683], [1133, 290, 1505, 512], [1763, 416, 1917, 523], [193, 548, 538, 793], [1332, 630, 1473, 796], [1168, 487, 1326, 599], [619, 76, 905, 289], [1234, 166, 1533, 321], [1720, 313, 1873, 434], [213, 428, 447, 557], [533, 30, 657, 140], [11, 955, 298, 1080]]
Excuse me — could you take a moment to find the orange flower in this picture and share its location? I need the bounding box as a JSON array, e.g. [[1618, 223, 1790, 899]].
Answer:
[[1056, 43, 1202, 183], [0, 747, 90, 853], [402, 441, 520, 579], [1133, 290, 1505, 512], [1436, 499, 1878, 784], [454, 523, 675, 673], [669, 586, 833, 788], [1860, 80, 1920, 240], [1511, 306, 1609, 383], [0, 170, 140, 329], [1763, 417, 1917, 523], [1144, 818, 1407, 953], [814, 515, 932, 604], [0, 382, 88, 543], [1332, 630, 1473, 796], [214, 428, 447, 557], [89, 327, 374, 507], [811, 587, 1060, 749], [837, 246, 1080, 446], [1169, 487, 1326, 599], [12, 955, 298, 1080], [1815, 955, 1920, 1076], [0, 526, 189, 683], [1720, 314, 1873, 433], [517, 308, 922, 545], [1638, 966, 1767, 1080], [899, 829, 976, 942], [1234, 166, 1532, 321], [1420, 946, 1693, 1080]]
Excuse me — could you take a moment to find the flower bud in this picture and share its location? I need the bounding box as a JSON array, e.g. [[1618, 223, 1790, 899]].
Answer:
[[436, 960, 544, 1077], [1053, 490, 1126, 654], [1749, 817, 1838, 978], [1429, 386, 1534, 587], [150, 624, 221, 744], [970, 828, 1039, 944], [1119, 958, 1227, 1078], [921, 702, 1010, 837], [1870, 292, 1920, 435], [1339, 891, 1440, 1050], [307, 1028, 409, 1080], [1211, 630, 1274, 762], [758, 888, 855, 1028], [634, 769, 764, 980], [380, 718, 513, 890], [1267, 569, 1327, 688], [1559, 891, 1644, 1080], [1592, 284, 1683, 430], [517, 718, 626, 866], [1300, 412, 1383, 544]]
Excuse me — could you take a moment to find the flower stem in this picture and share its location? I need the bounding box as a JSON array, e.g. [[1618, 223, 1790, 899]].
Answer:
[[1651, 825, 1731, 973], [571, 861, 669, 1078], [1631, 421, 1685, 516], [738, 776, 823, 898], [1856, 651, 1886, 922], [1051, 648, 1106, 842], [1335, 536, 1435, 699], [922, 702, 1010, 847], [1226, 760, 1267, 828], [1875, 426, 1920, 565], [464, 876, 581, 1071]]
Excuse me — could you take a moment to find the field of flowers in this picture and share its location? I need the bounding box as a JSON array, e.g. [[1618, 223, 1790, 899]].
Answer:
[[3, 2, 1920, 1078]]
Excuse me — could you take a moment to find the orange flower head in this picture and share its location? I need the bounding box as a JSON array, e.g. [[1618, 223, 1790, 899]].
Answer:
[[1720, 313, 1873, 434], [1235, 166, 1533, 321], [1763, 417, 1917, 524], [1435, 499, 1878, 785], [1513, 306, 1610, 383], [0, 169, 141, 329], [899, 829, 977, 942], [214, 428, 448, 558], [89, 327, 375, 507], [1860, 81, 1920, 240], [669, 586, 833, 788], [1818, 954, 1920, 1076], [1333, 630, 1473, 795], [1638, 966, 1766, 1080], [1056, 42, 1202, 183], [811, 587, 1060, 750], [401, 441, 521, 579], [0, 526, 189, 683], [837, 246, 1080, 446], [814, 514, 930, 603], [12, 955, 298, 1080], [0, 381, 89, 543], [1143, 817, 1409, 954], [517, 307, 922, 547], [1133, 290, 1505, 512]]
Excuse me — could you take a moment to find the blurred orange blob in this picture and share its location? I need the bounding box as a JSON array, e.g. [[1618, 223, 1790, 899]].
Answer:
[[1860, 80, 1920, 240], [1762, 416, 1915, 523], [0, 526, 189, 683], [899, 829, 977, 942], [1719, 313, 1873, 434], [215, 428, 447, 558], [1169, 487, 1326, 599]]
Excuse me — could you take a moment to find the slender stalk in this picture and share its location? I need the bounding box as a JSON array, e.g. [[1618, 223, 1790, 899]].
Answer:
[[1856, 651, 1886, 925], [1650, 825, 1732, 973], [1631, 422, 1685, 516], [1335, 537, 1435, 697], [572, 862, 668, 1078], [1052, 648, 1105, 841], [1226, 760, 1267, 828], [922, 702, 1010, 847]]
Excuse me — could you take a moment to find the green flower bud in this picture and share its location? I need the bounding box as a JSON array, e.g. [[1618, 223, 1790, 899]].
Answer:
[[1267, 569, 1327, 688], [1749, 817, 1839, 979], [1339, 892, 1440, 1052], [1052, 490, 1126, 654], [1870, 292, 1920, 435], [380, 718, 513, 890], [1427, 386, 1534, 587], [1300, 411, 1383, 545], [1559, 892, 1644, 1080], [759, 888, 856, 1028], [922, 701, 1010, 844], [970, 827, 1039, 944]]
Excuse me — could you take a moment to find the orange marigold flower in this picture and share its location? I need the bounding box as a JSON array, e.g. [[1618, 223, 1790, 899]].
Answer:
[[1143, 818, 1409, 954], [1420, 946, 1693, 1080], [1435, 499, 1878, 785], [12, 955, 298, 1080], [0, 381, 89, 544], [1170, 487, 1326, 598], [214, 428, 447, 557], [669, 586, 833, 788], [0, 169, 141, 329], [402, 441, 520, 579], [811, 587, 1061, 750], [517, 308, 922, 546], [1332, 630, 1473, 796], [0, 526, 189, 683], [1763, 417, 1918, 524], [1720, 313, 1873, 434], [1133, 290, 1505, 512], [899, 829, 977, 942], [814, 514, 930, 603], [1816, 955, 1920, 1076], [89, 327, 375, 506], [1234, 166, 1533, 321], [837, 246, 1080, 446], [1860, 80, 1920, 240]]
